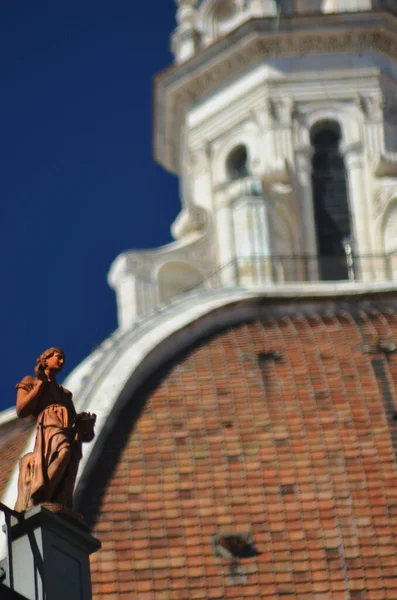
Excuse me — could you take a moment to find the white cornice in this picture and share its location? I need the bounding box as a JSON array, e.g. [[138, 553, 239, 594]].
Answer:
[[154, 10, 397, 173], [0, 407, 17, 428]]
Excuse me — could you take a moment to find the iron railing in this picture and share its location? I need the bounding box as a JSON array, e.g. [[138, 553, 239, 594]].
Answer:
[[225, 252, 397, 286], [120, 251, 397, 327], [0, 503, 21, 592]]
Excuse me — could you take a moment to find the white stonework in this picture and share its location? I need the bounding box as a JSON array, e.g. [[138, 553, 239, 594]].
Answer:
[[0, 407, 17, 427], [195, 0, 386, 50], [109, 4, 397, 329], [3, 0, 397, 558]]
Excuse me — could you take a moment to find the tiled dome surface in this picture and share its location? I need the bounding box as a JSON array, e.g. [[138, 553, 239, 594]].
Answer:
[[0, 417, 34, 499], [86, 306, 397, 599]]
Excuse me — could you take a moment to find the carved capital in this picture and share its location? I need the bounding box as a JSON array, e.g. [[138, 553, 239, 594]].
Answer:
[[372, 153, 397, 178], [356, 93, 384, 121], [265, 98, 278, 122], [158, 24, 397, 172], [188, 145, 211, 174], [262, 158, 291, 185], [340, 142, 364, 169], [224, 177, 263, 205], [266, 97, 295, 125]]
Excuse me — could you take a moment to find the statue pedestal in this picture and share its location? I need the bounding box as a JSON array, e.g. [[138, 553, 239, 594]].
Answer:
[[4, 505, 100, 600]]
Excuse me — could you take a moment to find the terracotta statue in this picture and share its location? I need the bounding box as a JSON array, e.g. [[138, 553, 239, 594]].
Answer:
[[15, 347, 96, 513]]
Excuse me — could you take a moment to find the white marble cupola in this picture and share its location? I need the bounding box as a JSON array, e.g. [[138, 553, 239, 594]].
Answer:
[[109, 0, 397, 330]]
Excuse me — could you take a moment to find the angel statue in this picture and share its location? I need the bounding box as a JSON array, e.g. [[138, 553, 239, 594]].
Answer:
[[14, 347, 96, 513]]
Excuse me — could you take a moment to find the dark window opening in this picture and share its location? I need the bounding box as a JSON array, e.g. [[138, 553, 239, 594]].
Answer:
[[311, 124, 352, 280], [226, 145, 249, 180]]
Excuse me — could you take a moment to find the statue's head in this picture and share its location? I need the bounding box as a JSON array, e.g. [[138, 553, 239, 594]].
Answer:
[[35, 347, 65, 380]]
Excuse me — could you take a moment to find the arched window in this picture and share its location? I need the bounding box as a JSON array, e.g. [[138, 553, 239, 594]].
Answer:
[[226, 145, 249, 181], [311, 123, 352, 280]]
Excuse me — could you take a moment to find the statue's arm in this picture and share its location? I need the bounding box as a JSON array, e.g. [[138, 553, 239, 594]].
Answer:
[[16, 379, 44, 418]]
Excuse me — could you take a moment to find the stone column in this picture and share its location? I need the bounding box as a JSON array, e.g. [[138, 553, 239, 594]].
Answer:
[[232, 188, 272, 285], [294, 146, 319, 281], [359, 93, 385, 157], [3, 505, 100, 600], [216, 194, 237, 286], [108, 254, 157, 330], [343, 143, 373, 281]]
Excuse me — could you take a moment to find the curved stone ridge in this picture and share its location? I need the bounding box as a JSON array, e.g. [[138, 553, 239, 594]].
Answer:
[[0, 417, 35, 500], [83, 304, 397, 598]]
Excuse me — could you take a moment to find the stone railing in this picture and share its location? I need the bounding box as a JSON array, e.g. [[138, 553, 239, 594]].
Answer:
[[228, 252, 397, 286], [111, 252, 397, 330]]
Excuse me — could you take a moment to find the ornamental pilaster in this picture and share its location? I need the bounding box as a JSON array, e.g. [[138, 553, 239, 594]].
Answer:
[[294, 146, 314, 186], [342, 142, 373, 259], [341, 142, 365, 170], [294, 145, 319, 271]]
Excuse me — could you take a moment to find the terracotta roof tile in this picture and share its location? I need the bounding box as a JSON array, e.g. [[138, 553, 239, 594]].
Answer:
[[84, 306, 397, 596], [3, 302, 397, 597], [0, 415, 35, 498]]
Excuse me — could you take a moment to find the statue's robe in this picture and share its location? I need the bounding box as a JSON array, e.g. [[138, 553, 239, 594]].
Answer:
[[15, 376, 82, 512]]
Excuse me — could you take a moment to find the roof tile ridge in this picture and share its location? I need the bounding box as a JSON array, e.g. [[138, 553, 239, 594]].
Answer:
[[0, 407, 17, 427]]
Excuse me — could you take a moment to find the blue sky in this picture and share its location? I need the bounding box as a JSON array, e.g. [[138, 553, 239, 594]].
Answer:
[[0, 2, 179, 410]]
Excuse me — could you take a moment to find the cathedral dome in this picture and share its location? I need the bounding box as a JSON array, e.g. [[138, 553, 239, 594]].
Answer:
[[2, 0, 397, 597]]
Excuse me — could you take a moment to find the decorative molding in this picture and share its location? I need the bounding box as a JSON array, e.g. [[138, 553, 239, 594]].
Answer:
[[265, 98, 279, 123], [172, 204, 209, 238], [265, 97, 295, 125], [356, 91, 385, 121], [373, 187, 394, 218], [155, 19, 397, 173], [373, 153, 397, 178], [341, 141, 364, 158], [174, 0, 201, 61], [374, 189, 385, 218], [216, 177, 263, 206], [383, 199, 397, 253], [262, 158, 292, 185]]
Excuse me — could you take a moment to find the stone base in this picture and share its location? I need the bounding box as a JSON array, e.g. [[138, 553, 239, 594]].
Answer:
[[5, 505, 100, 600], [38, 503, 89, 531]]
